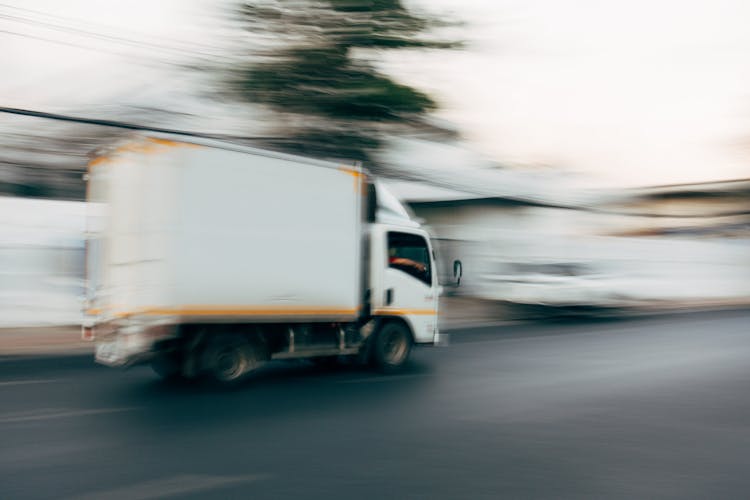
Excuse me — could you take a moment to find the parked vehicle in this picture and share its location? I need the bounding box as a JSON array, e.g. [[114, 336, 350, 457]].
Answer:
[[83, 134, 459, 383]]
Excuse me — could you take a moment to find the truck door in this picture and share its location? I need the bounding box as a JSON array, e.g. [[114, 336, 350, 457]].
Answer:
[[374, 230, 438, 344]]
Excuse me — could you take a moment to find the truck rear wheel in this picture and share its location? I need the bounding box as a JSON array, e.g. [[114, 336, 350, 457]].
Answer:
[[372, 321, 412, 373], [151, 351, 183, 381], [202, 335, 260, 385], [311, 356, 340, 369], [150, 339, 186, 381]]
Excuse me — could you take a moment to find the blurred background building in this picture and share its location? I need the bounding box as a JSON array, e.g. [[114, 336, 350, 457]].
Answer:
[[391, 177, 750, 312]]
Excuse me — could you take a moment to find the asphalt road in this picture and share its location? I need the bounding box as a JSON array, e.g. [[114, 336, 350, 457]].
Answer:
[[2, 310, 750, 499]]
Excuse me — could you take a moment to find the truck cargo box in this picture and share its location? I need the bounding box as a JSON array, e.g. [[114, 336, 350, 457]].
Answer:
[[86, 135, 366, 323]]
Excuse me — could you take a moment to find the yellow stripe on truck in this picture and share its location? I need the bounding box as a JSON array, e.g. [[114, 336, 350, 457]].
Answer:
[[110, 306, 359, 318], [88, 156, 110, 168], [338, 165, 364, 192], [338, 165, 363, 178], [373, 308, 437, 316], [146, 137, 196, 148], [94, 307, 435, 317], [88, 137, 202, 170]]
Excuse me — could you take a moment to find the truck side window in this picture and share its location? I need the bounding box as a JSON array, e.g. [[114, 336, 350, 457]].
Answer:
[[388, 232, 432, 285]]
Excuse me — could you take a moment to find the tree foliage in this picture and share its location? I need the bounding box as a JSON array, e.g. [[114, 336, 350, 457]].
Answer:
[[233, 0, 459, 166]]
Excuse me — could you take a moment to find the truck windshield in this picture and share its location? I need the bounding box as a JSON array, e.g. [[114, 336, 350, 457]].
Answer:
[[388, 232, 432, 285]]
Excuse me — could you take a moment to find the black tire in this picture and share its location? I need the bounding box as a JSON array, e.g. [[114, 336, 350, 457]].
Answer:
[[311, 356, 340, 369], [150, 350, 183, 381], [201, 335, 261, 385], [371, 321, 413, 373]]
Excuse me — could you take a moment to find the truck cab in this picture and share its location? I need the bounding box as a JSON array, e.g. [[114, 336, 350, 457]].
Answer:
[[370, 183, 442, 347]]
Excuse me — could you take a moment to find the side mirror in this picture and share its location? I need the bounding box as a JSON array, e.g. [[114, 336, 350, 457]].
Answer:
[[452, 259, 463, 287]]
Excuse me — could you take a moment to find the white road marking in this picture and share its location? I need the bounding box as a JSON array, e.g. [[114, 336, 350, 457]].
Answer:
[[70, 474, 268, 500], [0, 378, 60, 387], [0, 407, 137, 424]]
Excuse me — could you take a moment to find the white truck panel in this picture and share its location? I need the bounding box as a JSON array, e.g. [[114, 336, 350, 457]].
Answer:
[[97, 146, 178, 315], [169, 146, 362, 310], [89, 137, 364, 321]]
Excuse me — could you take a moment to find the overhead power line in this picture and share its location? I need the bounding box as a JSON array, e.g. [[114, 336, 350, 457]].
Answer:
[[0, 106, 291, 143], [0, 2, 221, 55], [0, 28, 168, 64], [0, 6, 224, 60]]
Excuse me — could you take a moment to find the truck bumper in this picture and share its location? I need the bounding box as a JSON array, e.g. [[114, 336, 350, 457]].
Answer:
[[94, 322, 176, 367], [95, 336, 156, 367]]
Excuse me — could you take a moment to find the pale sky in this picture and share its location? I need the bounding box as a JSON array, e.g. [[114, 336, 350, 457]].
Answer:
[[397, 0, 750, 186], [2, 0, 750, 187]]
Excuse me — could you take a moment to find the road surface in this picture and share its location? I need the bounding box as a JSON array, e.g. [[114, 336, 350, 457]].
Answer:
[[2, 310, 750, 499]]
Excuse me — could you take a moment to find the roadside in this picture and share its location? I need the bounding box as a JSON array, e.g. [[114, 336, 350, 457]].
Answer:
[[439, 295, 750, 328], [0, 325, 90, 356], [1, 297, 748, 356]]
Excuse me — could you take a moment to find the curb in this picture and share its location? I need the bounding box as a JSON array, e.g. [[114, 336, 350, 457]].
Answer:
[[2, 305, 748, 358]]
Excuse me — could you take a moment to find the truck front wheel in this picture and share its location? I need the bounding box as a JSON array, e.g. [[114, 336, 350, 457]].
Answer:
[[372, 321, 413, 373]]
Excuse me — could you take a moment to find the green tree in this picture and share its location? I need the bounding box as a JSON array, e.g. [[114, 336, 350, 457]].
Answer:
[[233, 0, 459, 167]]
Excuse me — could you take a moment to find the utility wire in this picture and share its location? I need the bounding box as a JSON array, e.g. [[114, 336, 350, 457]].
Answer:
[[0, 106, 291, 143], [2, 112, 745, 217], [0, 2, 222, 56], [0, 28, 168, 64], [0, 12, 224, 60]]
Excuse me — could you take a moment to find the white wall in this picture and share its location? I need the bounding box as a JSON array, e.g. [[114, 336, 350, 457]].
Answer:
[[0, 197, 86, 326]]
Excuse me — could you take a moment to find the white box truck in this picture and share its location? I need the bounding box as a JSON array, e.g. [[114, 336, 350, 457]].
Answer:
[[83, 134, 460, 383]]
